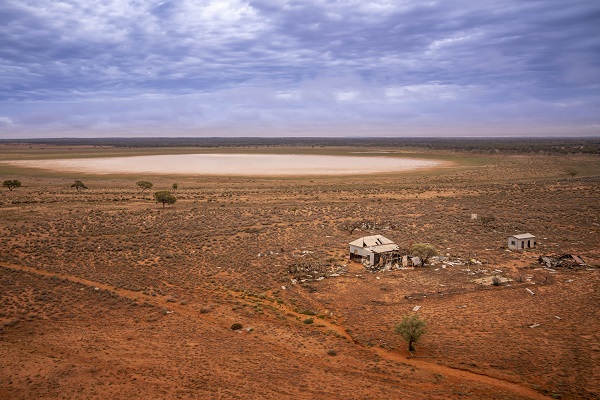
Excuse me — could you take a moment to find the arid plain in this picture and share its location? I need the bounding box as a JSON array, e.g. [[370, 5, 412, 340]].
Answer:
[[1, 141, 599, 399]]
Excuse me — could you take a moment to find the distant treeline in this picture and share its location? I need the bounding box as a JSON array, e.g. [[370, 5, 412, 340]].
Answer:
[[2, 137, 599, 155]]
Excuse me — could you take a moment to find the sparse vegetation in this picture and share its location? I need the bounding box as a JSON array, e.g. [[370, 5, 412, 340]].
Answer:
[[230, 323, 243, 330], [565, 168, 579, 179], [0, 140, 598, 400]]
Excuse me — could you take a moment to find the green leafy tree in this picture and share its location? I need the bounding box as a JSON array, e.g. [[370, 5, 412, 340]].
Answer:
[[137, 181, 153, 193], [172, 183, 178, 191], [394, 314, 427, 352], [409, 243, 438, 265], [154, 190, 176, 207], [70, 180, 88, 192], [2, 180, 21, 191]]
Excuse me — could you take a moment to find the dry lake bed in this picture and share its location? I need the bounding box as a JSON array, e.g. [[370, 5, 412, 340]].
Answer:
[[0, 153, 444, 175]]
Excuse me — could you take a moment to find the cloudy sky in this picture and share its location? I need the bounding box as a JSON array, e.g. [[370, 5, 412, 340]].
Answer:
[[1, 0, 599, 138]]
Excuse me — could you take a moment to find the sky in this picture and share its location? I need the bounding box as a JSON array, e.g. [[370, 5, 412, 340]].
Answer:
[[0, 0, 599, 138]]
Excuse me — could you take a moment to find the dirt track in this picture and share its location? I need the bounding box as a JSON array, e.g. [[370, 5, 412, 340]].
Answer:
[[1, 262, 550, 399]]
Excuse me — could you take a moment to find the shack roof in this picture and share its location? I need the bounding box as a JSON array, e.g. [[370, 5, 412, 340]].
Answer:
[[510, 233, 536, 240], [370, 243, 400, 253], [349, 235, 395, 248]]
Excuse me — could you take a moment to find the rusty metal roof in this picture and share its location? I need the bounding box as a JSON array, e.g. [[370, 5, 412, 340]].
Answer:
[[349, 235, 395, 248], [370, 243, 400, 253]]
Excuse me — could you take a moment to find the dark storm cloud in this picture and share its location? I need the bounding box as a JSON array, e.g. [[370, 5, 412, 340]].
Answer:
[[0, 0, 598, 137]]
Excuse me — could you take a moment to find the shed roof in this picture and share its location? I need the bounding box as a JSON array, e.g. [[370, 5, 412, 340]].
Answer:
[[510, 233, 536, 240], [349, 235, 395, 248], [371, 243, 400, 253]]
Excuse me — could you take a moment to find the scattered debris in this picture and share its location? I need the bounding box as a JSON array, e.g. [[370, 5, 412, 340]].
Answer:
[[288, 258, 348, 282], [538, 254, 587, 269], [526, 288, 535, 296], [554, 316, 562, 320], [529, 323, 540, 328], [412, 305, 421, 312], [473, 276, 510, 285]]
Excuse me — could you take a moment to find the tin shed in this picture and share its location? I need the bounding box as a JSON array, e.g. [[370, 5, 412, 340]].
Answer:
[[508, 233, 537, 250]]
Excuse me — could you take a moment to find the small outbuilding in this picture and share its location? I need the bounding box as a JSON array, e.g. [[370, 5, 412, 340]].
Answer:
[[508, 233, 537, 250], [349, 235, 400, 267]]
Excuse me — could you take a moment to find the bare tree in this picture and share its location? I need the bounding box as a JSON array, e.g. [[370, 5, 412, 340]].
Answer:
[[339, 220, 363, 235]]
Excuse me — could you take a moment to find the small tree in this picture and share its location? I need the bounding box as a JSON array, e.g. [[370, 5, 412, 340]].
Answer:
[[154, 190, 176, 207], [409, 243, 438, 265], [2, 180, 21, 191], [565, 169, 579, 179], [71, 180, 88, 192], [340, 220, 362, 235], [137, 181, 153, 193], [172, 183, 178, 191], [394, 314, 427, 352]]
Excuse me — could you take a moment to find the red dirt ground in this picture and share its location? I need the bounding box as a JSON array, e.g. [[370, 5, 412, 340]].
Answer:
[[1, 147, 599, 399]]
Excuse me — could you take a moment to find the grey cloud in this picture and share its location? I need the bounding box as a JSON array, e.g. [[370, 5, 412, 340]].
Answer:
[[0, 0, 599, 137]]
